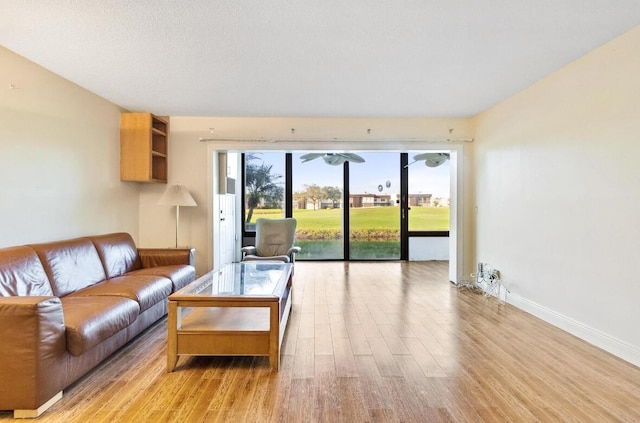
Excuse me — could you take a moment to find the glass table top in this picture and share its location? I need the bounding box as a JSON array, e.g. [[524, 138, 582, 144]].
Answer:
[[174, 261, 292, 298]]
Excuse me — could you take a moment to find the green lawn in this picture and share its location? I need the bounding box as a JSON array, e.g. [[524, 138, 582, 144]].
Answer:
[[248, 206, 448, 259], [249, 206, 449, 232]]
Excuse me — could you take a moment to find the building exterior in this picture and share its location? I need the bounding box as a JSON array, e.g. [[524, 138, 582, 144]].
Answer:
[[349, 194, 393, 208]]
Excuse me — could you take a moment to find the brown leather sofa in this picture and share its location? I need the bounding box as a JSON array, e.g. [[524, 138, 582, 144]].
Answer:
[[0, 233, 195, 418]]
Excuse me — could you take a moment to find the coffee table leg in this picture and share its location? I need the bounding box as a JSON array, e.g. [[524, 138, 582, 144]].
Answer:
[[167, 301, 178, 372], [269, 302, 280, 370]]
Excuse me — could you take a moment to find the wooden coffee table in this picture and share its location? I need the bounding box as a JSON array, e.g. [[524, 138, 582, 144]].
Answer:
[[167, 261, 293, 371]]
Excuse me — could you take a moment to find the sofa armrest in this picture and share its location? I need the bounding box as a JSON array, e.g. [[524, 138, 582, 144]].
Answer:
[[0, 296, 67, 410], [138, 248, 195, 268]]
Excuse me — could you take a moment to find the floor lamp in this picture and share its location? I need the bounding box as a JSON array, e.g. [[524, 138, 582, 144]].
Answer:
[[158, 184, 197, 248]]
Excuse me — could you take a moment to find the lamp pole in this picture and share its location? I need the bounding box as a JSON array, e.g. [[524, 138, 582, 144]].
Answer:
[[175, 205, 180, 248], [158, 184, 197, 249]]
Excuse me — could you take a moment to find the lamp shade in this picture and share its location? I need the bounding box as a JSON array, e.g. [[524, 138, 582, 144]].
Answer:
[[158, 184, 197, 207]]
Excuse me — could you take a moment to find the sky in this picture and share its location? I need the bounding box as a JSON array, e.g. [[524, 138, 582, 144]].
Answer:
[[248, 151, 451, 198]]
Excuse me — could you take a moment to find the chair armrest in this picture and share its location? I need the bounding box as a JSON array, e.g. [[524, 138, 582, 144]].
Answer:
[[287, 246, 301, 266], [243, 255, 291, 262], [241, 246, 257, 259], [138, 248, 195, 267], [288, 246, 301, 254], [0, 297, 67, 410]]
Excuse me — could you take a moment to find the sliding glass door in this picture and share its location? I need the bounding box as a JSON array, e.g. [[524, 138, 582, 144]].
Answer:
[[242, 151, 450, 261], [348, 152, 401, 259], [243, 153, 285, 231], [407, 151, 451, 232], [292, 153, 344, 259]]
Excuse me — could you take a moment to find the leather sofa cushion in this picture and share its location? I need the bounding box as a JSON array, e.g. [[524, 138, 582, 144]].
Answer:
[[138, 248, 194, 268], [0, 246, 53, 297], [61, 296, 140, 356], [30, 238, 107, 297], [128, 265, 196, 292], [90, 233, 143, 279], [68, 275, 172, 312]]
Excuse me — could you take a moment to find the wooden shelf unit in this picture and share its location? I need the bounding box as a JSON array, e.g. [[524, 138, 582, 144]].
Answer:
[[120, 112, 168, 183]]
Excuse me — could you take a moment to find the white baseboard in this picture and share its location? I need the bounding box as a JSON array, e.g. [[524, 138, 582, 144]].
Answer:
[[507, 293, 640, 368]]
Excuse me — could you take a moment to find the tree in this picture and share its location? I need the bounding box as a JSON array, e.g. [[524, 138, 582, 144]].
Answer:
[[245, 154, 284, 223], [295, 185, 342, 210], [293, 190, 307, 209], [323, 186, 342, 208], [304, 184, 323, 210]]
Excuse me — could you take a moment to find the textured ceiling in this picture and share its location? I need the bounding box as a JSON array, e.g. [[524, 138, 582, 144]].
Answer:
[[1, 1, 639, 118]]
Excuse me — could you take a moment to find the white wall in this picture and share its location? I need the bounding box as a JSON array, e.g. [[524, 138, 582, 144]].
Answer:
[[409, 237, 448, 260], [473, 26, 640, 365], [0, 46, 139, 247], [137, 116, 476, 276], [137, 118, 211, 274]]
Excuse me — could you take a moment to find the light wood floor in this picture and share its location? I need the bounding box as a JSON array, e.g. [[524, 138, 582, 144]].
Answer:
[[3, 261, 640, 422]]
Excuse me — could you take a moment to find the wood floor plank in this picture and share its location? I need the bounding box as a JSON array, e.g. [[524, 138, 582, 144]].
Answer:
[[332, 336, 359, 377], [328, 311, 349, 338], [366, 337, 403, 377], [280, 306, 300, 355], [343, 315, 372, 355], [291, 337, 315, 379], [377, 323, 411, 355], [314, 354, 340, 411], [252, 356, 294, 421], [287, 378, 316, 422], [296, 311, 315, 339], [4, 261, 640, 422], [403, 336, 447, 378], [314, 303, 333, 355], [354, 355, 394, 410], [336, 377, 371, 423]]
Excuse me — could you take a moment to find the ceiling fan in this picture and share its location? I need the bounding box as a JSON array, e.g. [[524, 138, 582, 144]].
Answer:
[[300, 152, 366, 166], [407, 152, 450, 168]]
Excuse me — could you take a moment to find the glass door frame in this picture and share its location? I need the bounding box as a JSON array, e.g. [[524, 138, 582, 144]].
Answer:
[[342, 160, 350, 260], [400, 152, 408, 260], [241, 151, 450, 262]]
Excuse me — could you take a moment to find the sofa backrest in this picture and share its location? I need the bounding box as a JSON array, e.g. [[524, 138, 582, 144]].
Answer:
[[0, 246, 54, 297], [30, 237, 107, 297], [90, 232, 142, 279]]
